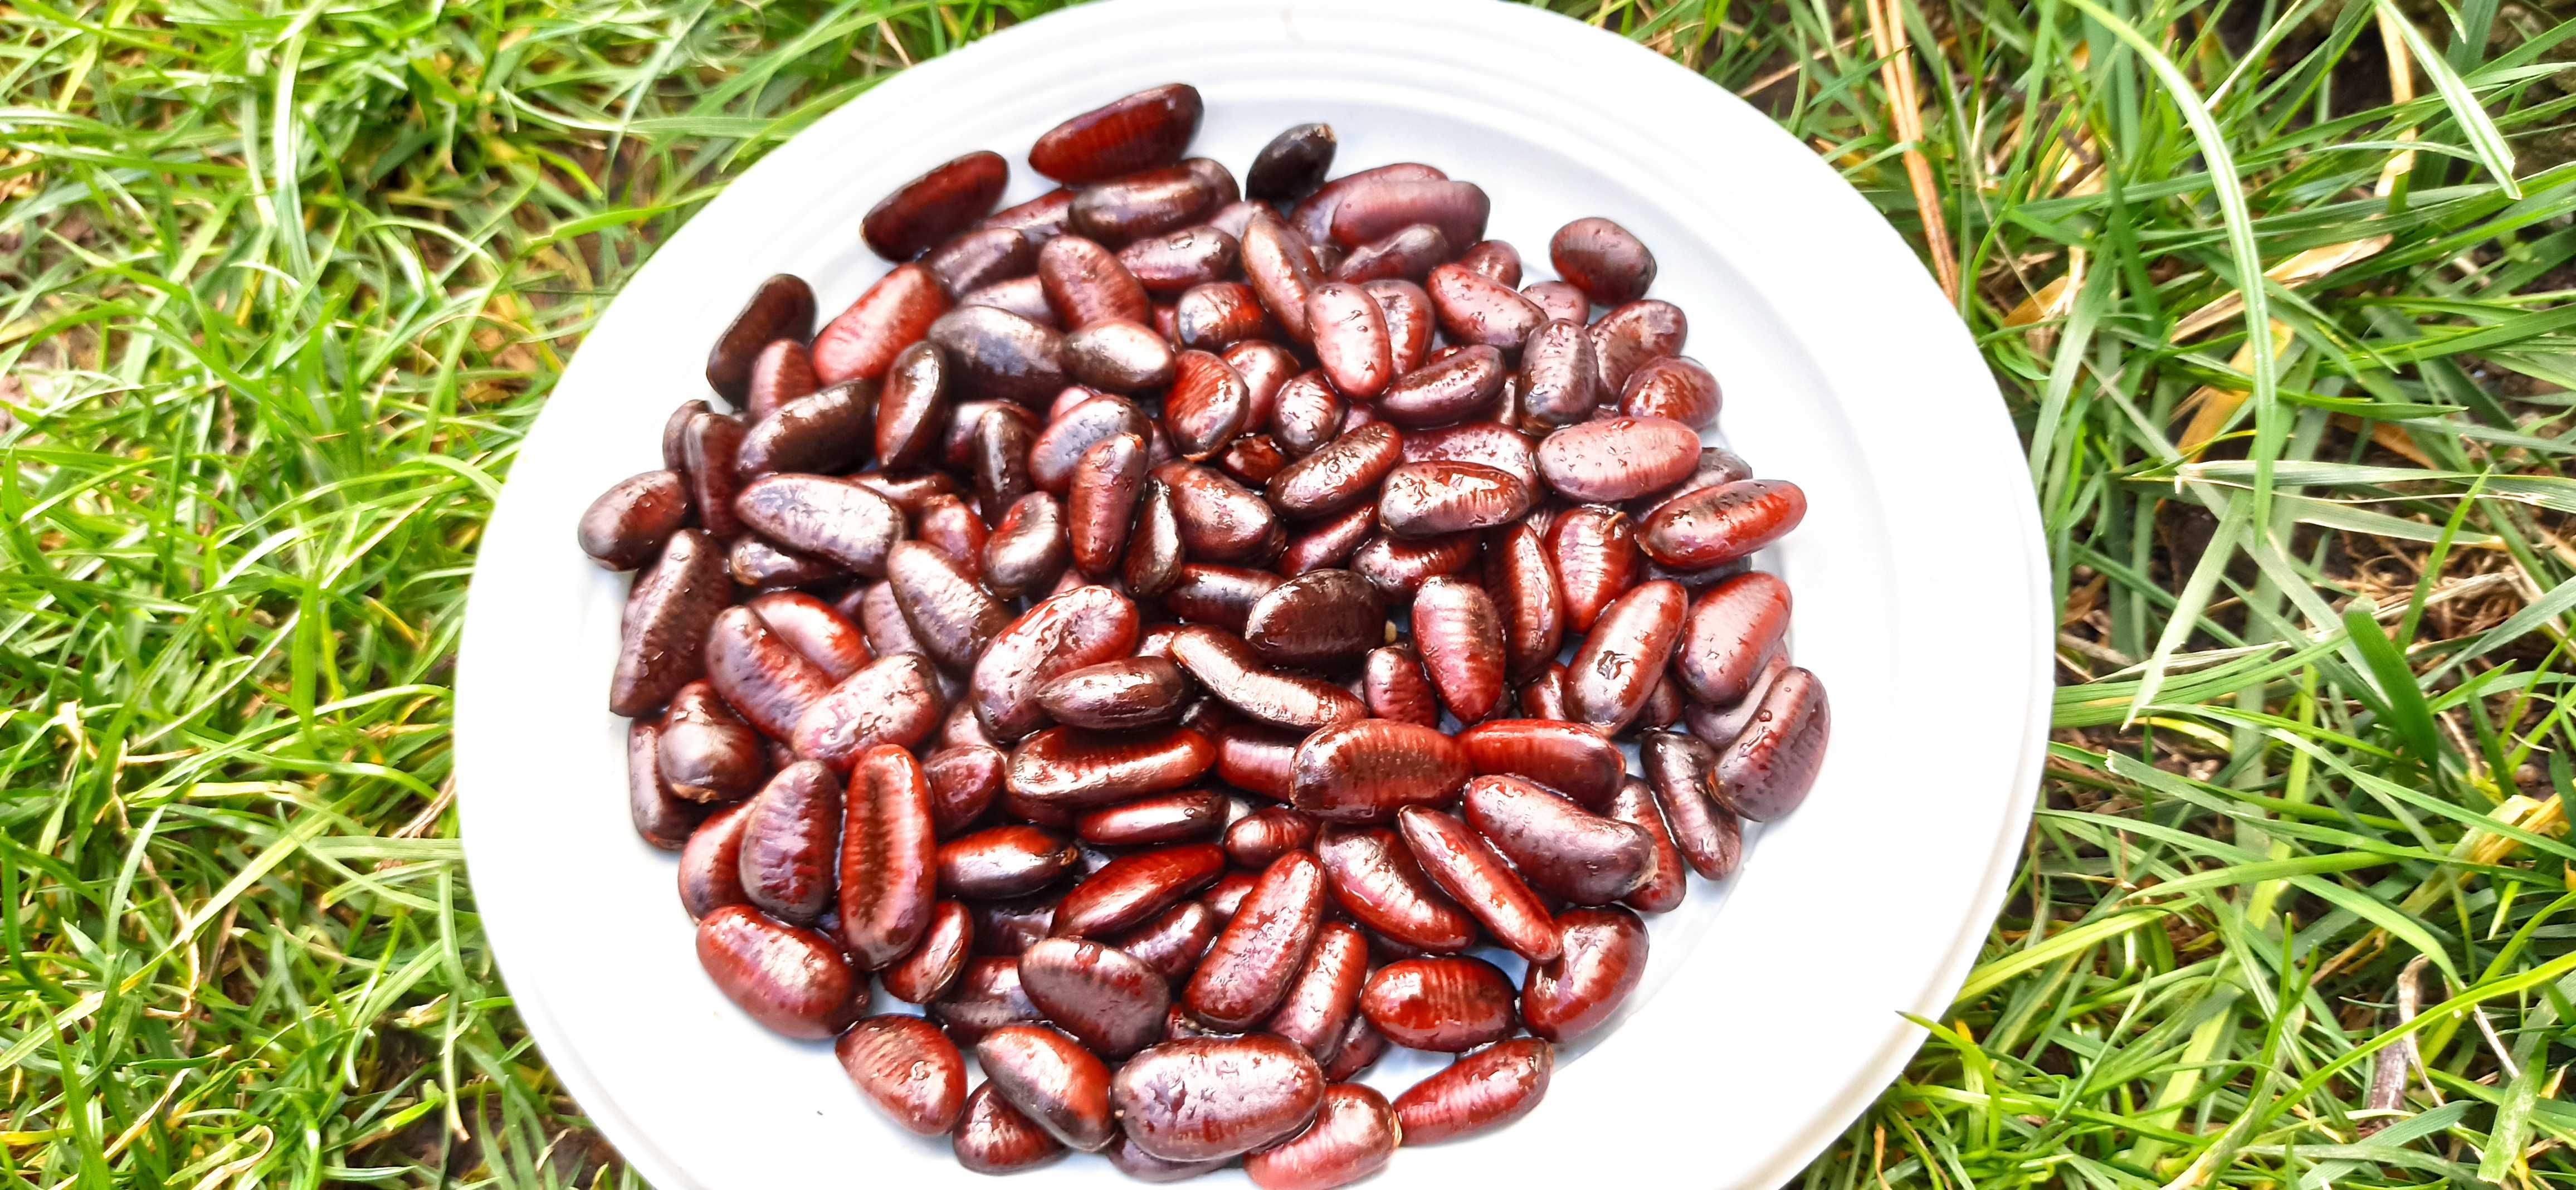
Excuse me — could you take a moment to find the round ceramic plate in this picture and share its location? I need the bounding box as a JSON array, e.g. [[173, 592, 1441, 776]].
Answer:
[[455, 0, 2050, 1184]]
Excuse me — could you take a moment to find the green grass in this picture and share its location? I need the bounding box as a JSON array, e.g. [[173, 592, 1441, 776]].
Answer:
[[3, 0, 2574, 1185]]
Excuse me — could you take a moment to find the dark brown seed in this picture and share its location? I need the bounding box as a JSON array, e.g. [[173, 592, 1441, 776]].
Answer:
[[1606, 778, 1687, 913], [849, 467, 960, 518], [1378, 344, 1505, 427], [976, 1025, 1116, 1152], [1279, 503, 1379, 576], [1456, 238, 1522, 286], [1397, 805, 1560, 961], [1551, 216, 1658, 306], [1203, 870, 1258, 920], [813, 263, 950, 386], [952, 1080, 1067, 1173], [1029, 84, 1202, 185], [1030, 395, 1152, 496], [703, 604, 833, 741], [1221, 341, 1297, 427], [662, 399, 710, 471], [1304, 281, 1393, 400], [1076, 788, 1224, 847], [1619, 355, 1721, 428], [1242, 569, 1385, 667], [1401, 418, 1539, 489], [1456, 719, 1623, 809], [1462, 774, 1652, 904], [925, 225, 1037, 298], [738, 379, 877, 479], [1426, 262, 1544, 352], [1641, 730, 1743, 880], [1123, 479, 1186, 597], [851, 581, 925, 661], [938, 825, 1079, 900], [836, 1014, 968, 1135], [1715, 666, 1829, 820], [885, 541, 1005, 674], [1359, 955, 1517, 1051], [1349, 531, 1481, 604], [1119, 225, 1240, 295], [1548, 505, 1641, 632], [840, 744, 939, 968], [972, 895, 1065, 957], [1485, 520, 1564, 682], [1521, 280, 1589, 324], [1518, 318, 1602, 426], [979, 491, 1068, 599], [1520, 662, 1573, 721], [1226, 806, 1320, 871], [1332, 222, 1448, 284], [1269, 422, 1402, 522], [884, 900, 975, 1003], [579, 471, 691, 570], [1156, 462, 1283, 563], [1055, 843, 1226, 938], [1213, 723, 1303, 801], [729, 535, 840, 589], [1017, 938, 1170, 1057], [1107, 1133, 1231, 1183], [733, 760, 842, 923], [1007, 726, 1217, 808], [871, 342, 950, 470], [1393, 1037, 1553, 1144], [1266, 373, 1344, 460], [1162, 350, 1250, 460], [695, 904, 858, 1038], [1365, 279, 1437, 372], [1173, 280, 1274, 350], [1217, 433, 1289, 487], [1059, 319, 1175, 393], [969, 584, 1141, 738], [1676, 570, 1792, 707], [1522, 906, 1649, 1043], [1037, 235, 1151, 329], [1248, 123, 1336, 199], [789, 651, 945, 770], [707, 275, 816, 401], [1636, 479, 1808, 570], [1240, 211, 1322, 342], [1566, 579, 1686, 734], [1289, 162, 1445, 241], [1315, 824, 1477, 952], [1158, 563, 1279, 633], [1589, 299, 1688, 393], [961, 275, 1060, 326], [1289, 720, 1468, 822], [934, 954, 1045, 1042], [980, 188, 1077, 243], [864, 150, 1008, 261], [1183, 851, 1326, 1029], [1070, 164, 1223, 245], [1035, 656, 1191, 731], [628, 719, 707, 849], [1320, 1016, 1389, 1081], [1112, 899, 1220, 982], [925, 304, 1068, 404], [655, 680, 764, 801], [1261, 919, 1367, 1066], [1361, 645, 1441, 727], [1169, 626, 1365, 732], [1412, 576, 1506, 724], [1536, 414, 1700, 503], [1378, 461, 1531, 539], [1113, 1035, 1326, 1162], [732, 474, 906, 577], [1330, 178, 1489, 249], [681, 412, 748, 539], [677, 800, 753, 919]]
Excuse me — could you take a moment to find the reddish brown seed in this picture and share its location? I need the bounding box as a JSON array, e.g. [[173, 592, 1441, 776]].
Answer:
[[1329, 178, 1489, 250], [1221, 341, 1297, 427], [1269, 422, 1402, 522], [1240, 211, 1323, 342], [1028, 83, 1202, 185], [1120, 225, 1240, 295], [960, 275, 1061, 326], [1278, 503, 1379, 576], [1333, 222, 1449, 284], [1247, 122, 1337, 199], [1242, 569, 1385, 667], [789, 652, 945, 770], [1213, 723, 1304, 801], [695, 905, 859, 1039], [1378, 461, 1531, 539], [1546, 505, 1642, 633], [1401, 420, 1538, 491], [1589, 299, 1688, 393], [1304, 281, 1394, 400], [1076, 788, 1224, 847], [1203, 870, 1258, 921], [1289, 162, 1445, 241], [1113, 899, 1221, 982], [1361, 645, 1442, 727], [1360, 955, 1518, 1051], [1048, 441, 1140, 582], [934, 953, 1046, 1042], [1393, 1037, 1553, 1144], [677, 800, 754, 920], [1567, 579, 1687, 734], [1620, 355, 1721, 428], [1184, 851, 1327, 1029], [848, 467, 960, 518], [1169, 626, 1365, 732], [728, 536, 839, 589], [1316, 822, 1479, 953], [1378, 344, 1506, 427], [1536, 414, 1701, 504], [924, 225, 1036, 299], [1550, 216, 1658, 305], [1006, 725, 1218, 808], [813, 263, 950, 386], [708, 275, 816, 401], [1425, 262, 1544, 353], [1226, 806, 1320, 870], [1158, 350, 1248, 460], [1030, 395, 1152, 494], [1173, 281, 1275, 350], [731, 474, 907, 577], [853, 581, 927, 661], [974, 893, 1066, 954], [938, 825, 1080, 900], [1262, 920, 1368, 1066], [1321, 1017, 1391, 1082], [1522, 906, 1650, 1044], [1637, 479, 1808, 570], [579, 470, 691, 571], [1217, 433, 1289, 487], [1412, 576, 1506, 724], [1521, 279, 1589, 324], [980, 187, 1076, 242], [1457, 238, 1522, 286], [1037, 235, 1152, 331], [1069, 164, 1223, 245], [952, 1080, 1068, 1173], [1110, 479, 1182, 599], [1518, 318, 1602, 426], [881, 545, 1001, 674], [839, 744, 939, 968], [1014, 937, 1171, 1059], [1397, 805, 1560, 961], [1059, 319, 1175, 394], [1363, 278, 1437, 373], [1033, 656, 1190, 732], [884, 901, 975, 1003], [924, 744, 1004, 836], [863, 150, 1008, 261], [976, 1025, 1116, 1152], [1054, 843, 1226, 938], [1350, 530, 1482, 605], [738, 375, 874, 478], [733, 761, 842, 924], [1289, 719, 1468, 822], [926, 304, 1069, 404], [1519, 662, 1573, 721], [1676, 571, 1792, 708], [1160, 563, 1283, 632], [981, 491, 1070, 599], [1462, 774, 1653, 905], [703, 605, 833, 741], [1641, 730, 1743, 880], [1263, 373, 1343, 461], [656, 681, 765, 801], [970, 584, 1141, 739], [1155, 461, 1284, 563], [1456, 719, 1624, 809], [628, 719, 708, 849], [1112, 1035, 1327, 1162], [747, 591, 870, 682], [1715, 666, 1829, 820], [1107, 1134, 1230, 1183], [1606, 778, 1687, 913], [1484, 521, 1564, 682], [920, 494, 993, 574], [679, 412, 748, 540], [870, 342, 950, 470], [833, 1014, 968, 1137]]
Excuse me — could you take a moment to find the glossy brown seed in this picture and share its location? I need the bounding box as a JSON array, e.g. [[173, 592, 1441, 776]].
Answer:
[[1462, 774, 1652, 905], [737, 379, 876, 480], [1378, 344, 1505, 427], [925, 304, 1067, 405], [1242, 569, 1385, 667], [1155, 462, 1283, 563], [662, 399, 712, 471], [1017, 938, 1170, 1057], [982, 185, 1078, 242], [924, 743, 1005, 836], [1602, 777, 1687, 913], [981, 491, 1070, 599], [1456, 719, 1624, 809], [1168, 626, 1365, 732], [1223, 806, 1318, 871], [1119, 225, 1240, 295], [972, 895, 1065, 957], [913, 491, 992, 570], [1160, 350, 1249, 460], [1550, 216, 1658, 305], [789, 652, 945, 770], [1035, 656, 1191, 731], [1675, 570, 1791, 708], [1217, 433, 1289, 487], [1289, 162, 1445, 241], [866, 343, 948, 470], [1056, 319, 1173, 393], [1412, 576, 1506, 724], [1122, 479, 1187, 598], [1636, 479, 1808, 570], [1113, 899, 1221, 982], [974, 584, 1140, 738], [863, 151, 1009, 261], [1397, 805, 1559, 962], [655, 680, 764, 800], [1211, 723, 1300, 801], [1030, 84, 1202, 185], [1641, 730, 1743, 880], [952, 1080, 1067, 1174], [1304, 281, 1394, 401], [960, 275, 1060, 326], [728, 535, 840, 589], [1519, 662, 1573, 721], [1319, 1022, 1389, 1090], [1247, 123, 1336, 199], [1158, 563, 1281, 632], [1184, 851, 1326, 1030], [1172, 281, 1274, 350], [1350, 531, 1481, 605], [1113, 1034, 1326, 1162], [1054, 843, 1226, 938], [1547, 505, 1641, 633], [968, 413, 1039, 533], [1029, 395, 1151, 496], [707, 275, 816, 401], [1070, 164, 1223, 245], [1352, 647, 1434, 729], [1286, 719, 1468, 823], [1715, 666, 1829, 820], [1360, 955, 1517, 1051], [1521, 279, 1589, 324], [1278, 503, 1379, 575], [732, 474, 907, 577], [925, 225, 1037, 299], [1522, 906, 1650, 1043], [1216, 341, 1293, 427], [1619, 355, 1721, 428], [680, 412, 748, 539], [695, 905, 859, 1039], [1424, 262, 1545, 353], [884, 900, 975, 1003], [1240, 211, 1323, 342], [1535, 415, 1700, 503], [836, 1014, 968, 1135], [628, 719, 707, 849], [1567, 579, 1686, 734], [1329, 178, 1489, 249], [1518, 318, 1602, 426], [677, 800, 753, 919], [1456, 238, 1523, 286], [977, 1025, 1116, 1152], [579, 471, 691, 570], [1482, 520, 1563, 682], [1393, 1037, 1553, 1144], [1378, 461, 1531, 539], [1589, 298, 1687, 393], [1256, 919, 1363, 1066], [1203, 870, 1258, 921], [1332, 222, 1448, 284], [814, 263, 951, 386], [1362, 279, 1436, 373], [704, 604, 833, 740], [853, 580, 926, 661], [938, 825, 1080, 900], [1037, 235, 1151, 330], [1076, 788, 1224, 847], [881, 545, 1001, 676], [849, 468, 960, 517], [1268, 422, 1401, 522], [1400, 420, 1538, 491], [840, 744, 939, 968], [1321, 823, 1480, 954], [934, 954, 1046, 1042], [1007, 726, 1217, 808], [1104, 1134, 1229, 1183], [732, 760, 842, 924]]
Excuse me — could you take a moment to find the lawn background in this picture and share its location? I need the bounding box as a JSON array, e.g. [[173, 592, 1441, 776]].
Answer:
[[7, 0, 2576, 1185]]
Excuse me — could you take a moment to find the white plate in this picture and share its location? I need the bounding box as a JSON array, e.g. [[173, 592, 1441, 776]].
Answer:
[[456, 1, 2050, 1184]]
